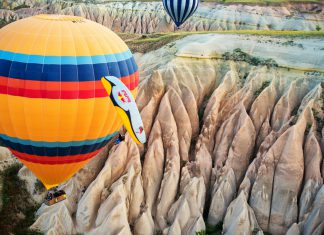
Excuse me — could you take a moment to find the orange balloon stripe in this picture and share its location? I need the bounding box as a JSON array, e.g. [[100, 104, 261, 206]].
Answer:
[[20, 158, 93, 189]]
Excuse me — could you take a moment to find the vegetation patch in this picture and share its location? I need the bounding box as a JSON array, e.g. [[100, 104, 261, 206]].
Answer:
[[281, 39, 304, 48], [0, 164, 41, 235], [305, 122, 312, 135], [316, 25, 321, 31], [0, 19, 9, 28], [196, 222, 223, 235], [0, 16, 16, 28], [178, 29, 324, 37], [254, 80, 271, 97], [13, 3, 30, 10], [222, 48, 279, 67], [34, 179, 46, 194]]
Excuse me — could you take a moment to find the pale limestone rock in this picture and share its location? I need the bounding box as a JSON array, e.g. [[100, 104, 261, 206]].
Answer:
[[165, 88, 192, 162], [89, 142, 143, 234], [180, 84, 199, 140], [287, 185, 324, 235], [76, 139, 135, 231], [286, 223, 301, 235], [141, 135, 164, 214], [208, 168, 236, 226], [249, 76, 279, 147], [136, 70, 165, 136], [223, 192, 263, 235], [154, 89, 182, 230], [0, 147, 19, 171], [221, 104, 256, 184], [18, 166, 46, 204], [299, 180, 322, 222], [322, 128, 324, 178], [197, 69, 240, 154], [134, 209, 155, 235], [213, 103, 256, 179], [32, 146, 109, 234], [176, 35, 324, 72], [0, 146, 12, 160], [208, 91, 256, 225], [251, 105, 312, 234], [271, 79, 309, 131], [186, 216, 205, 235], [32, 204, 76, 235], [299, 125, 323, 221], [164, 177, 205, 235], [195, 144, 212, 189], [239, 121, 291, 199]]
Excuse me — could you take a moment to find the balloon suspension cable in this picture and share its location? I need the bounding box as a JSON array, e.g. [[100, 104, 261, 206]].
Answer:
[[176, 24, 183, 32], [48, 186, 58, 192], [121, 126, 126, 135]]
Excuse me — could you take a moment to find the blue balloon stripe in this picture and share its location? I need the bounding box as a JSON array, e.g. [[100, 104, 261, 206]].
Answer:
[[0, 49, 133, 65], [182, 0, 191, 25], [0, 132, 117, 148], [183, 0, 199, 24], [179, 0, 187, 23], [0, 56, 137, 81], [167, 0, 177, 25], [1, 136, 112, 157], [174, 0, 179, 22]]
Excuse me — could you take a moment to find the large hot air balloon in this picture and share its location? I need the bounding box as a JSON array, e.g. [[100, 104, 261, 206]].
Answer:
[[162, 0, 200, 28], [0, 14, 145, 192]]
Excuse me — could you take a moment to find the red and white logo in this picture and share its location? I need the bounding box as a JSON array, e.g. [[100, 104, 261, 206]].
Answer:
[[137, 126, 144, 134], [118, 90, 131, 103]]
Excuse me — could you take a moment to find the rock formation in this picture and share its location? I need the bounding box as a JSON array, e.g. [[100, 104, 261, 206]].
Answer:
[[9, 33, 320, 235]]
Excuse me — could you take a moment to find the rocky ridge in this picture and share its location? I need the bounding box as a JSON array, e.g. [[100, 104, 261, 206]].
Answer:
[[0, 1, 324, 33]]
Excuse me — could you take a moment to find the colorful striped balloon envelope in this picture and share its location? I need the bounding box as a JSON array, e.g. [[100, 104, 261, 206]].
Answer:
[[0, 14, 139, 189]]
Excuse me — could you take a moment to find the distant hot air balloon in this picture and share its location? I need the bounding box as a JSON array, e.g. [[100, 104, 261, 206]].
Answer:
[[0, 14, 145, 192], [162, 0, 200, 28]]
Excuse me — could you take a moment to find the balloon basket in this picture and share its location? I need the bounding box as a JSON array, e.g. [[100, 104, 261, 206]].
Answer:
[[45, 189, 67, 206]]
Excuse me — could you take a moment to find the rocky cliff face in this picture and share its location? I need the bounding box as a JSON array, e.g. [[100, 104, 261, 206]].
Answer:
[[0, 1, 324, 33], [12, 34, 322, 235]]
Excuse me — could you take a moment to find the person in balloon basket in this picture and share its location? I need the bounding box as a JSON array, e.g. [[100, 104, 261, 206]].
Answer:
[[115, 126, 126, 145], [115, 132, 125, 144]]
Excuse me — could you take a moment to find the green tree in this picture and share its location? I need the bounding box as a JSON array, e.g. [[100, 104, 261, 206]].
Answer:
[[316, 25, 321, 31]]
